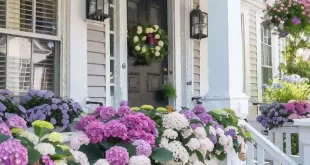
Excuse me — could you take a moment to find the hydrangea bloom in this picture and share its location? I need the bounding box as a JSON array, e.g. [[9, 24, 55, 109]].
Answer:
[[120, 113, 157, 136], [0, 123, 12, 136], [199, 138, 214, 155], [32, 120, 54, 129], [34, 143, 56, 155], [120, 100, 128, 106], [42, 155, 55, 165], [224, 126, 238, 139], [194, 127, 207, 139], [197, 112, 213, 124], [180, 110, 197, 120], [162, 129, 178, 139], [192, 105, 206, 114], [133, 140, 152, 157], [190, 123, 204, 130], [106, 146, 129, 165], [43, 132, 64, 142], [162, 112, 189, 131], [76, 115, 97, 131], [103, 120, 128, 140], [71, 150, 90, 165], [0, 139, 28, 165], [127, 129, 155, 146], [140, 105, 154, 110], [118, 106, 131, 116], [93, 159, 110, 165], [128, 156, 151, 165], [181, 128, 193, 139], [159, 137, 169, 148], [54, 160, 67, 165], [99, 106, 116, 121], [85, 121, 105, 143], [19, 131, 39, 145], [70, 132, 91, 151], [185, 138, 200, 151], [166, 141, 189, 163]]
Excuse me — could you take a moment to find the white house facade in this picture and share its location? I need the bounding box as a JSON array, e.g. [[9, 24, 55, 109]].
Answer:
[[0, 0, 284, 118]]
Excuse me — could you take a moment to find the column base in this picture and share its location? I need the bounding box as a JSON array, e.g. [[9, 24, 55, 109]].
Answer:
[[202, 93, 249, 119]]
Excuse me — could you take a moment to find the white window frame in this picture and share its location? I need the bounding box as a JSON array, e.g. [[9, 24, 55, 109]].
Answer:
[[256, 12, 280, 102]]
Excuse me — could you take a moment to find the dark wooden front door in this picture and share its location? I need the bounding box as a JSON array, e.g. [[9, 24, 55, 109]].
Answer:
[[127, 0, 168, 107]]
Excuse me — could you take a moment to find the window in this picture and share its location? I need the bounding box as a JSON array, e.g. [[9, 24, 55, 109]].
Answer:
[[261, 24, 273, 85], [1, 0, 58, 36], [110, 0, 115, 94], [0, 34, 59, 96]]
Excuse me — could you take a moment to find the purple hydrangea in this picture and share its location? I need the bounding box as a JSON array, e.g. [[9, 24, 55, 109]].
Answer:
[[0, 102, 6, 112], [6, 116, 27, 129], [118, 106, 131, 116], [103, 120, 128, 140], [0, 89, 13, 98], [99, 106, 116, 121], [133, 140, 152, 157], [285, 103, 295, 113], [120, 113, 157, 136], [50, 118, 57, 125], [0, 123, 11, 136], [41, 155, 55, 165], [76, 115, 97, 131], [18, 105, 26, 113], [51, 104, 58, 110], [106, 146, 129, 165], [190, 123, 204, 130], [180, 110, 197, 120], [192, 105, 206, 114], [0, 140, 28, 165], [292, 16, 301, 25], [197, 112, 213, 124], [0, 95, 6, 101], [209, 134, 217, 144], [120, 100, 128, 106], [127, 129, 155, 146], [85, 121, 105, 143], [52, 98, 61, 104], [225, 128, 237, 139]]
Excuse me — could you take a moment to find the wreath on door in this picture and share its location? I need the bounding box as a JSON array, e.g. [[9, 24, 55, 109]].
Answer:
[[128, 25, 169, 66]]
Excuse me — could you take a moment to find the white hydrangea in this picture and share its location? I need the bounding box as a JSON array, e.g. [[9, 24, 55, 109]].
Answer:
[[237, 135, 245, 145], [93, 159, 110, 165], [55, 160, 67, 165], [216, 128, 225, 136], [218, 135, 229, 146], [133, 36, 139, 43], [159, 137, 169, 148], [163, 160, 177, 165], [149, 28, 154, 33], [155, 46, 161, 51], [70, 132, 90, 151], [137, 26, 143, 34], [141, 46, 147, 53], [194, 127, 207, 139], [185, 138, 200, 151], [19, 131, 39, 145], [166, 141, 189, 164], [71, 150, 90, 165], [155, 51, 160, 56], [158, 40, 164, 47], [135, 46, 141, 51], [162, 112, 189, 131], [199, 138, 214, 156], [153, 25, 159, 31], [163, 129, 178, 139], [129, 155, 151, 165], [227, 136, 233, 148], [155, 34, 160, 39], [224, 126, 238, 132], [142, 36, 147, 41], [181, 128, 193, 139], [34, 143, 56, 155], [209, 126, 216, 135]]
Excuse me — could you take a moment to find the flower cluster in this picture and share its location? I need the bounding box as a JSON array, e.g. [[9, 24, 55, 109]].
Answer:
[[180, 105, 213, 129], [263, 0, 310, 36], [0, 89, 26, 122], [106, 146, 130, 165], [0, 139, 28, 165], [21, 90, 83, 127], [128, 25, 169, 65]]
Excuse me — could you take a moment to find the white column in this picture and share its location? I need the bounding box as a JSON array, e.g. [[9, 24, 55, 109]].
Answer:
[[68, 0, 88, 110], [203, 0, 249, 119]]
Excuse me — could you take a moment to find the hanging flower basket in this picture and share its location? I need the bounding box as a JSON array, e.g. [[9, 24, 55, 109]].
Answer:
[[263, 0, 310, 37], [128, 25, 169, 66]]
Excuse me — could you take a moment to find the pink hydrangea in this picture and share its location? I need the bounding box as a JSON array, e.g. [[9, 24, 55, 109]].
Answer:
[[296, 102, 306, 114], [106, 146, 129, 165], [99, 106, 116, 121], [120, 100, 128, 106], [133, 140, 152, 157], [128, 129, 155, 146], [85, 121, 105, 143], [120, 113, 157, 136], [306, 103, 310, 113], [0, 123, 12, 136], [192, 105, 206, 115], [70, 132, 91, 151], [6, 116, 27, 129], [288, 113, 301, 120], [94, 106, 105, 116], [285, 103, 295, 113], [118, 106, 131, 116], [103, 120, 128, 140], [76, 115, 97, 131], [42, 155, 55, 165], [0, 139, 28, 165]]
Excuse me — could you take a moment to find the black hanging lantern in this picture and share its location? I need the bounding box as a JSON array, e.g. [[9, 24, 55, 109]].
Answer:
[[190, 5, 208, 39], [86, 0, 110, 21]]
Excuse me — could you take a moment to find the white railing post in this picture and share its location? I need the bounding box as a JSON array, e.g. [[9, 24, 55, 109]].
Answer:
[[294, 119, 310, 165]]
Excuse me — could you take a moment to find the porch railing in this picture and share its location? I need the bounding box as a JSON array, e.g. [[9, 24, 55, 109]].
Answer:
[[239, 120, 298, 165]]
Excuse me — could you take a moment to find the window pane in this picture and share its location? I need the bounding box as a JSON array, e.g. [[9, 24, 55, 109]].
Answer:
[[32, 39, 55, 91], [7, 0, 33, 32], [0, 34, 6, 89], [262, 67, 272, 85], [110, 59, 114, 83], [7, 36, 32, 96], [110, 33, 114, 57], [110, 86, 114, 96], [261, 44, 272, 66], [128, 1, 138, 24], [0, 0, 5, 28], [35, 0, 58, 36], [109, 6, 114, 31], [148, 6, 159, 25]]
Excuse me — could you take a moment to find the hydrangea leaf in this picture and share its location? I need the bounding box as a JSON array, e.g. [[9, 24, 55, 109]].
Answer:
[[0, 134, 10, 144], [151, 147, 173, 163], [195, 150, 204, 163], [27, 148, 41, 164]]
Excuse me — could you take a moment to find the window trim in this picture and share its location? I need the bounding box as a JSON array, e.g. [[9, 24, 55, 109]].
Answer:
[[256, 12, 280, 102]]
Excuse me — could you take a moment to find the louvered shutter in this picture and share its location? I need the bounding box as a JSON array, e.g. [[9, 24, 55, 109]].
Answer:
[[35, 0, 57, 36], [0, 0, 5, 28], [7, 0, 33, 32]]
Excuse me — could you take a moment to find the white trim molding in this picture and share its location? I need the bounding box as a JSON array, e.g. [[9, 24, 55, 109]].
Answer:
[[256, 11, 263, 103]]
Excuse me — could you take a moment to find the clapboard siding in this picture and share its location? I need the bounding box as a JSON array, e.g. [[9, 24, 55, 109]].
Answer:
[[87, 24, 106, 111], [193, 40, 201, 96]]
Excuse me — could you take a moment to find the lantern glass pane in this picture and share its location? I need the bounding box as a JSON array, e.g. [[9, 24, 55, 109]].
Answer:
[[192, 15, 199, 25], [98, 0, 104, 10], [104, 0, 109, 15], [89, 0, 96, 15], [192, 24, 199, 35], [201, 24, 207, 35]]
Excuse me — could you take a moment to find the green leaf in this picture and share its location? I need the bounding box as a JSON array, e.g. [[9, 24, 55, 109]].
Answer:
[[117, 143, 136, 157], [151, 147, 173, 163], [0, 134, 10, 144], [27, 148, 41, 164], [190, 119, 204, 124], [34, 126, 52, 138], [245, 131, 254, 141], [15, 136, 35, 148], [79, 144, 102, 162], [67, 161, 81, 165], [100, 141, 114, 150], [195, 150, 205, 163], [216, 152, 227, 161]]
